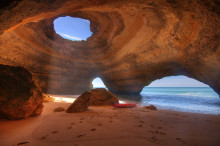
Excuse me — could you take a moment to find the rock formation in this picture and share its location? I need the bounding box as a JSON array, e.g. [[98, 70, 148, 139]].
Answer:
[[90, 88, 119, 106], [0, 0, 219, 96], [145, 105, 157, 110], [66, 91, 91, 113], [0, 64, 44, 120], [54, 107, 65, 112]]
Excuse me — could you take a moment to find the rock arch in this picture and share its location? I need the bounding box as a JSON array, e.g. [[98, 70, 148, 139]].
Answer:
[[0, 0, 219, 96]]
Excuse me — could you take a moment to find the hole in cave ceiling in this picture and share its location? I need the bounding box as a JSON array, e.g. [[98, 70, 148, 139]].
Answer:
[[53, 16, 92, 41]]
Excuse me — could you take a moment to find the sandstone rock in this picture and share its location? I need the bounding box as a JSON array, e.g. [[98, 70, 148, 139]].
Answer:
[[0, 0, 219, 96], [0, 65, 44, 120], [43, 94, 55, 102], [90, 88, 119, 106], [54, 107, 65, 112], [66, 91, 91, 113], [145, 105, 157, 110]]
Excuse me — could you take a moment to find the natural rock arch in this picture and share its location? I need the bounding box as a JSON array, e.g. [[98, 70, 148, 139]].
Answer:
[[0, 0, 219, 96]]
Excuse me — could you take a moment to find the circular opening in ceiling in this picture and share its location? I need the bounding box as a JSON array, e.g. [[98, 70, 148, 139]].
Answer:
[[53, 16, 92, 41]]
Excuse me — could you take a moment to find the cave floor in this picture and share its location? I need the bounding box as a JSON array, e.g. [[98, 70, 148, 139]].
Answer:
[[0, 102, 220, 146]]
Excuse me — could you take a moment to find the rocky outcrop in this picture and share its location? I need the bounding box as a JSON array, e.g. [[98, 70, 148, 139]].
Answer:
[[90, 88, 119, 106], [66, 91, 91, 113], [0, 64, 44, 120], [0, 0, 219, 96], [54, 107, 65, 112], [145, 105, 157, 110], [66, 89, 119, 113]]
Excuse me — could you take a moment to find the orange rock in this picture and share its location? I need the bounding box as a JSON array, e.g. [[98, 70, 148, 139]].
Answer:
[[145, 105, 157, 110], [90, 88, 119, 106], [0, 65, 44, 120], [66, 91, 91, 113]]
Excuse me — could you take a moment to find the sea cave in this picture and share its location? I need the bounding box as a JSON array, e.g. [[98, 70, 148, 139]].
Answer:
[[0, 0, 220, 145]]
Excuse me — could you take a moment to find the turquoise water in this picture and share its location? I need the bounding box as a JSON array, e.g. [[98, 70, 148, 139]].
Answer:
[[139, 87, 220, 115]]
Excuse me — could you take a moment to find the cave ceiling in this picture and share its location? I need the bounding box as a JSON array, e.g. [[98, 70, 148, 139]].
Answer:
[[0, 0, 219, 95]]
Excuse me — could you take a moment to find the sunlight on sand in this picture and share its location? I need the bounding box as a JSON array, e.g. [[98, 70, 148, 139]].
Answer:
[[49, 95, 78, 103], [49, 95, 125, 104]]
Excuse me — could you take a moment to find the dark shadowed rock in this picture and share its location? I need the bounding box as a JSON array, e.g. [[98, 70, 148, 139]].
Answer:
[[90, 88, 119, 106], [66, 91, 92, 113], [0, 64, 44, 120], [145, 105, 157, 110]]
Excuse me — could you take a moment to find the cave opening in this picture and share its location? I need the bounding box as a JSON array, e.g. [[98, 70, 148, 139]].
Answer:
[[92, 77, 107, 89], [53, 16, 92, 41], [140, 75, 220, 114]]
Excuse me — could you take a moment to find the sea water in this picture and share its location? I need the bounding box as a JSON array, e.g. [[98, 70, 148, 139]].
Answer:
[[138, 87, 220, 115]]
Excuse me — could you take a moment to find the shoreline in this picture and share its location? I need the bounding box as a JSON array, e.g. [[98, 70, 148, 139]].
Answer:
[[49, 94, 220, 115], [1, 102, 220, 146]]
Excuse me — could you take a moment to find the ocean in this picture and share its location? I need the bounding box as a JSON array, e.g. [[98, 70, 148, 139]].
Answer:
[[114, 87, 220, 115], [135, 87, 220, 115]]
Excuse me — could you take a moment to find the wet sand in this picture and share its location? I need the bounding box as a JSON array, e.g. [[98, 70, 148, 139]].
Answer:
[[0, 102, 220, 146]]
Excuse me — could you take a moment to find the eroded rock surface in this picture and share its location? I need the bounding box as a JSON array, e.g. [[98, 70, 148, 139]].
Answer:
[[145, 105, 157, 110], [66, 91, 91, 113], [90, 88, 119, 106], [0, 0, 219, 96], [0, 64, 44, 120]]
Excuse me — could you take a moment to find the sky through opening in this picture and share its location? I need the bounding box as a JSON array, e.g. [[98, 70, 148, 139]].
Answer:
[[54, 16, 92, 41]]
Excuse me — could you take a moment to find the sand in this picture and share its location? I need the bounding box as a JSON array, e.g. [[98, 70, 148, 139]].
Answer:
[[0, 102, 220, 146]]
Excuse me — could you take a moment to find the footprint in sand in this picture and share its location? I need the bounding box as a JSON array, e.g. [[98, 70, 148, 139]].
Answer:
[[148, 130, 167, 135], [151, 136, 159, 142], [52, 131, 58, 134], [41, 134, 49, 140], [90, 128, 96, 131], [160, 132, 166, 135], [176, 138, 185, 144], [138, 124, 143, 127], [77, 134, 86, 138], [17, 141, 29, 145], [41, 136, 46, 140]]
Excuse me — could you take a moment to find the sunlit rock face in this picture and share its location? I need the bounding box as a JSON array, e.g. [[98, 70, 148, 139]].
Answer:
[[0, 0, 219, 95], [0, 65, 44, 120]]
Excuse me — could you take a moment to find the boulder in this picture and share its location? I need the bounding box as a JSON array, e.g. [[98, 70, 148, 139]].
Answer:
[[66, 91, 91, 113], [54, 107, 65, 112], [90, 88, 119, 106], [145, 105, 157, 110], [0, 65, 44, 120]]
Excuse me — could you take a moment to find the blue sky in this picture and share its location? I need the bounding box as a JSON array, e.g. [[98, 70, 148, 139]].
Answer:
[[54, 16, 209, 88], [54, 16, 92, 41], [147, 76, 208, 87]]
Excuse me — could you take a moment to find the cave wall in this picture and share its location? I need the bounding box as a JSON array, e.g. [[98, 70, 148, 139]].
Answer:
[[0, 0, 219, 95]]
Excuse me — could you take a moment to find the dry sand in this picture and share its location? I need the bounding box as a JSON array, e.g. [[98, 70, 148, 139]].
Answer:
[[0, 102, 220, 146]]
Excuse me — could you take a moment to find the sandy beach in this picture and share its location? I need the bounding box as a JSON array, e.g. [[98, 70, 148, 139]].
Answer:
[[0, 101, 220, 146]]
